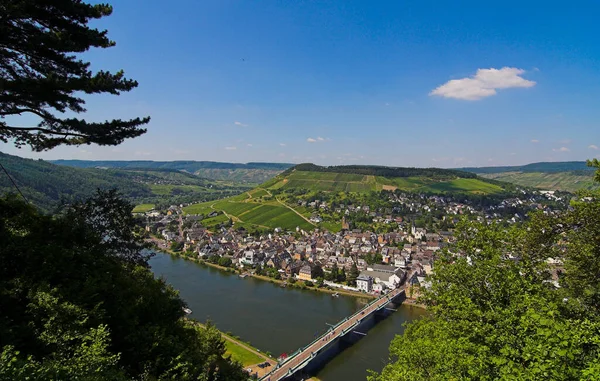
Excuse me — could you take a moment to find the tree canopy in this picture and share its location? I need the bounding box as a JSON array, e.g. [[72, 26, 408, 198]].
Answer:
[[369, 165, 600, 381], [0, 191, 248, 380], [0, 0, 149, 151]]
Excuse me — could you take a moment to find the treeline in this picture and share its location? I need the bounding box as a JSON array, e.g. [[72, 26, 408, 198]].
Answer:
[[288, 163, 477, 179]]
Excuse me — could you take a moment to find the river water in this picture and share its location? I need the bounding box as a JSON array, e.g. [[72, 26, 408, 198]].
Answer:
[[150, 253, 424, 381]]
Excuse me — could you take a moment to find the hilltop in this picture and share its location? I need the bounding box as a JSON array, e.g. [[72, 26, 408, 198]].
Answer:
[[52, 159, 294, 184], [458, 161, 598, 192], [265, 163, 506, 194]]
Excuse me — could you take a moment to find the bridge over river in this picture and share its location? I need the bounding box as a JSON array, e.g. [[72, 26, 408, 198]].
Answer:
[[261, 271, 416, 381]]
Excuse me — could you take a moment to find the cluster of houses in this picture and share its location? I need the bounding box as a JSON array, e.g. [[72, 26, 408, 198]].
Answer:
[[141, 186, 569, 295], [148, 211, 450, 294]]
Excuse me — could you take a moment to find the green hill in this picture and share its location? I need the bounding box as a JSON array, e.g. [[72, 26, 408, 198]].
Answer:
[[266, 164, 505, 194], [457, 161, 598, 192], [458, 161, 593, 174], [0, 152, 152, 210], [479, 171, 598, 192], [0, 153, 250, 211], [51, 159, 293, 183]]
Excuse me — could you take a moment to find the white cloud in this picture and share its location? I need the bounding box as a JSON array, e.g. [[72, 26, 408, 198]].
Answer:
[[589, 145, 598, 150], [559, 139, 572, 144], [246, 143, 253, 147], [234, 121, 247, 127], [317, 137, 325, 141], [279, 143, 287, 147], [509, 152, 517, 156], [307, 137, 329, 143], [430, 67, 536, 100], [530, 139, 540, 143], [552, 147, 570, 152], [225, 146, 237, 150], [307, 138, 317, 143]]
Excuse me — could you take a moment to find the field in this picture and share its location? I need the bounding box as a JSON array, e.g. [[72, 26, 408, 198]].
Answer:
[[268, 171, 379, 193], [183, 199, 313, 231], [266, 170, 504, 195], [481, 172, 599, 192], [132, 203, 155, 213]]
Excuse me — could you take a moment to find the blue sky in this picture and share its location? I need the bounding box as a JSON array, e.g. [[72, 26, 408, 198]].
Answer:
[[3, 0, 600, 167]]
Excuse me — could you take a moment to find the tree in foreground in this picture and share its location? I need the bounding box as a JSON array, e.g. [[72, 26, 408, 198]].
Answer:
[[0, 191, 248, 380], [370, 164, 600, 381], [0, 0, 149, 151]]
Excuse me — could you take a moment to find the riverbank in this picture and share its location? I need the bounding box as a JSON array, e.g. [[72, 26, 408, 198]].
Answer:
[[402, 298, 427, 310], [189, 320, 276, 377], [151, 244, 375, 300]]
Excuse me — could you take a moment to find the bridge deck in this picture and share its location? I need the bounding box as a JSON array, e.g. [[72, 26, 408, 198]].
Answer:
[[261, 280, 410, 381]]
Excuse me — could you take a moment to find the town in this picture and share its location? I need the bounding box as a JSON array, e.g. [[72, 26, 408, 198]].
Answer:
[[140, 187, 569, 297]]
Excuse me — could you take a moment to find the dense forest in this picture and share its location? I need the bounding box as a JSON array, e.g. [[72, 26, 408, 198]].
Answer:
[[0, 191, 248, 380], [0, 152, 153, 210], [288, 163, 478, 179], [0, 153, 251, 211]]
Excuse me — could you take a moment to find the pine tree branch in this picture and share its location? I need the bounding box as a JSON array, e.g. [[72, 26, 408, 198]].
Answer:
[[1, 125, 87, 138]]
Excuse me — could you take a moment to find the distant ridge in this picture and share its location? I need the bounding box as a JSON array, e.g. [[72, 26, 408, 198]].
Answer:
[[51, 160, 294, 171], [458, 161, 592, 174], [288, 163, 477, 179]]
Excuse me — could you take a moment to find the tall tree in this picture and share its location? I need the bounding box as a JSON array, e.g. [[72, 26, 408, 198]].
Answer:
[[0, 1, 149, 151]]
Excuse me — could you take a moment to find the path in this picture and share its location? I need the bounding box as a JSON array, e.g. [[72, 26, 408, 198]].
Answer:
[[210, 202, 271, 229], [275, 197, 316, 227]]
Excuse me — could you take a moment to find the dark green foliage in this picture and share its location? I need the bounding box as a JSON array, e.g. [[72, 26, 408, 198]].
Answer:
[[170, 241, 184, 252], [0, 191, 247, 380], [0, 0, 149, 151], [347, 263, 360, 286], [287, 163, 477, 179], [311, 265, 324, 279], [218, 257, 233, 267]]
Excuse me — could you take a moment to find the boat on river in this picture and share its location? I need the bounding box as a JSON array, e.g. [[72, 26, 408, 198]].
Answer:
[[332, 292, 339, 298], [183, 307, 192, 315]]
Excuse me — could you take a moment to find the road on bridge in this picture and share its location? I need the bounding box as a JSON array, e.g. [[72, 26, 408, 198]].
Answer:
[[262, 285, 406, 381]]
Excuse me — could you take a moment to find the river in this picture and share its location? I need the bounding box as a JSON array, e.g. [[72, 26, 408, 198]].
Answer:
[[150, 253, 425, 381]]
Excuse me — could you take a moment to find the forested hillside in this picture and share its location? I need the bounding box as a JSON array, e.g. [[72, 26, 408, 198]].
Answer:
[[53, 159, 293, 183], [0, 153, 251, 211], [0, 152, 152, 210]]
